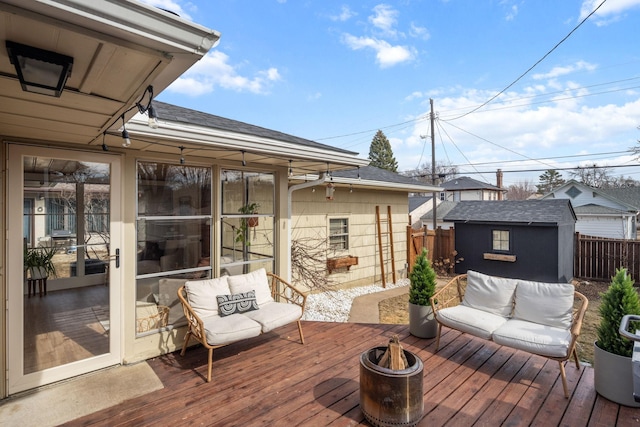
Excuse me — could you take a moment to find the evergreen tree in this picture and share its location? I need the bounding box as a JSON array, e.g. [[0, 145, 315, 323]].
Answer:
[[536, 169, 565, 194], [368, 130, 398, 172], [596, 268, 640, 357], [408, 248, 437, 306]]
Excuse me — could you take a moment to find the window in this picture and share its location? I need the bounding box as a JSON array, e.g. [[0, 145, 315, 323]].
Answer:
[[220, 169, 274, 276], [136, 161, 212, 334], [439, 192, 445, 201], [329, 218, 349, 250], [492, 229, 510, 252]]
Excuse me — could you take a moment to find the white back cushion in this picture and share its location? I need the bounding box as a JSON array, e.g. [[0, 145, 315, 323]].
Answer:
[[228, 268, 274, 306], [514, 280, 574, 329], [461, 270, 517, 317], [184, 276, 230, 319]]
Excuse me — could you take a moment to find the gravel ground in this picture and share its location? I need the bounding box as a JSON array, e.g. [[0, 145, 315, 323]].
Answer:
[[301, 278, 410, 322]]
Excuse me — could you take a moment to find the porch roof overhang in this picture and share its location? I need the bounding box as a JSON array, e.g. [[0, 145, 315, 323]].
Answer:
[[0, 0, 219, 145], [292, 174, 442, 193], [121, 114, 371, 174]]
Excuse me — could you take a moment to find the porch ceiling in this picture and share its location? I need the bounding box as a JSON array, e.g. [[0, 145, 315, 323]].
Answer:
[[0, 0, 219, 146]]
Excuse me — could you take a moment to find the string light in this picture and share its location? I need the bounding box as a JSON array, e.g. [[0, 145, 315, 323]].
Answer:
[[179, 146, 185, 164], [288, 160, 293, 177], [121, 114, 131, 147], [101, 132, 108, 152]]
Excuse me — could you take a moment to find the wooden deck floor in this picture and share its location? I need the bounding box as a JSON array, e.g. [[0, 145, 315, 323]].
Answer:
[[67, 321, 638, 426]]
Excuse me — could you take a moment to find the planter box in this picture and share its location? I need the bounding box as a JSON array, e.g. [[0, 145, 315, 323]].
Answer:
[[326, 256, 358, 274]]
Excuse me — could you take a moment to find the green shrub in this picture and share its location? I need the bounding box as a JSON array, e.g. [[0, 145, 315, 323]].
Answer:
[[408, 248, 437, 306], [596, 267, 640, 357]]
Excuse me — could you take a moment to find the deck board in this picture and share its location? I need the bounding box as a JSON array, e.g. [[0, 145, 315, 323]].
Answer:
[[64, 321, 634, 426]]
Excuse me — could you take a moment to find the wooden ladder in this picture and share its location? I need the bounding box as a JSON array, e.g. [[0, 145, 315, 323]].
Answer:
[[376, 205, 396, 288]]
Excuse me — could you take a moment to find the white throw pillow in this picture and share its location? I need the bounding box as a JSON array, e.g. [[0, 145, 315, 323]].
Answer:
[[513, 280, 574, 329], [184, 276, 231, 319], [228, 268, 274, 305], [461, 270, 517, 317]]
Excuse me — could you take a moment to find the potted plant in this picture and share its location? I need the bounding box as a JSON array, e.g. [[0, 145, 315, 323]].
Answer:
[[24, 246, 57, 280], [594, 267, 640, 407], [408, 248, 438, 338], [235, 202, 260, 245]]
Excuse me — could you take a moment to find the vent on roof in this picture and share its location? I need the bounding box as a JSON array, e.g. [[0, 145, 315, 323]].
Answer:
[[565, 186, 582, 199]]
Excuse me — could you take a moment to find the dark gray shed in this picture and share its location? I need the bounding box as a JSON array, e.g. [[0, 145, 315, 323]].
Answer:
[[443, 199, 576, 282]]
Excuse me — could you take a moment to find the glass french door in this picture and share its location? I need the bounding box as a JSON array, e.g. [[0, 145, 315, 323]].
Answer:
[[7, 145, 121, 394]]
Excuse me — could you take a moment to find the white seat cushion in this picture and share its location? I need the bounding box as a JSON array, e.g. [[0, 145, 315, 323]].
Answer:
[[436, 305, 508, 340], [184, 276, 231, 319], [227, 268, 274, 306], [462, 270, 517, 317], [202, 313, 262, 346], [492, 319, 572, 358], [514, 280, 574, 329], [243, 301, 302, 333]]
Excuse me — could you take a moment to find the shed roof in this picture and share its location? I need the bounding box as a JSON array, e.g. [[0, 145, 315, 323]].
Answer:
[[409, 196, 433, 212], [444, 199, 576, 225], [441, 176, 503, 191]]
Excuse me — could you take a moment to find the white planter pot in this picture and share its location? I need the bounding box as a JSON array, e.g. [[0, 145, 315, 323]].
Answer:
[[408, 302, 437, 339], [594, 341, 640, 407], [28, 266, 48, 280]]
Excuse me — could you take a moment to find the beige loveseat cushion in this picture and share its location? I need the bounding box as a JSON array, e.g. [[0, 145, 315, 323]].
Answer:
[[243, 301, 302, 333], [436, 304, 508, 340], [513, 280, 574, 329], [461, 270, 517, 318], [185, 276, 231, 319], [202, 313, 262, 346], [227, 268, 274, 306], [492, 319, 572, 358]]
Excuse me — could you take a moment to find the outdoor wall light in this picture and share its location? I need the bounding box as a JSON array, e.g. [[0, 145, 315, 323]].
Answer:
[[6, 41, 73, 97]]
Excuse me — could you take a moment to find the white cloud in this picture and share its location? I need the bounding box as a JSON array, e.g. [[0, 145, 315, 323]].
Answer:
[[330, 5, 356, 22], [369, 4, 399, 36], [409, 22, 430, 40], [167, 51, 281, 96], [505, 4, 518, 21], [532, 61, 597, 80], [579, 0, 640, 25], [342, 34, 415, 68]]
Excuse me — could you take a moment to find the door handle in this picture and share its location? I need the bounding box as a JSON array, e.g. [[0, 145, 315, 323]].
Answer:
[[107, 248, 120, 268]]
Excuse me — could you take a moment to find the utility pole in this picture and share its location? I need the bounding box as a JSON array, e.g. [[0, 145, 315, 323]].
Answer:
[[430, 98, 436, 231]]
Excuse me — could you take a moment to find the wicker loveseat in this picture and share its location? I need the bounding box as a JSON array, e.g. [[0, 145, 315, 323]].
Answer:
[[177, 268, 307, 382], [430, 270, 588, 398]]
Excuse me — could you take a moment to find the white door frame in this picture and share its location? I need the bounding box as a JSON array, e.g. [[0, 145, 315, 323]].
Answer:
[[6, 144, 122, 394]]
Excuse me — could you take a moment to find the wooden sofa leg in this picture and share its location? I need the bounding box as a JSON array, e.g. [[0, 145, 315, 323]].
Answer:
[[297, 320, 305, 344], [572, 348, 581, 370], [559, 361, 569, 398], [180, 331, 192, 356], [207, 348, 213, 382]]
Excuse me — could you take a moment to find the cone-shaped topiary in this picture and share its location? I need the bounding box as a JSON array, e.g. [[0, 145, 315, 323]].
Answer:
[[596, 267, 640, 357], [409, 248, 437, 306]]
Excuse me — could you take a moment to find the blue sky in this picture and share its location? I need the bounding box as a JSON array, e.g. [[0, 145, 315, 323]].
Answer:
[[141, 0, 640, 187]]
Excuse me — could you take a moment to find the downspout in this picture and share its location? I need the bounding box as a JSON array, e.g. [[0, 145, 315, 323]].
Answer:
[[286, 173, 327, 282]]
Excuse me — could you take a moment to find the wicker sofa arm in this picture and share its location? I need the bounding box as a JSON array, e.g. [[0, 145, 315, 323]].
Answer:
[[267, 272, 308, 311], [571, 291, 589, 339], [177, 286, 206, 342], [430, 274, 467, 315]]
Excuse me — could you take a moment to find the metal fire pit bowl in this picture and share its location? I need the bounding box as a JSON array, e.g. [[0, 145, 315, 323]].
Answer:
[[359, 346, 424, 427]]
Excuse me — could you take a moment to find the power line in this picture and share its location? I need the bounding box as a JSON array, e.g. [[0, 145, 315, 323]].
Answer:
[[444, 0, 609, 121]]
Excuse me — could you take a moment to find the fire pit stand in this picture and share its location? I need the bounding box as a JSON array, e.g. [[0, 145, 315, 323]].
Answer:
[[359, 346, 424, 427]]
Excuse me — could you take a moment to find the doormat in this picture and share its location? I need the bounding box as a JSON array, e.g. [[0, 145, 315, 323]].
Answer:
[[91, 305, 109, 331], [0, 362, 164, 426]]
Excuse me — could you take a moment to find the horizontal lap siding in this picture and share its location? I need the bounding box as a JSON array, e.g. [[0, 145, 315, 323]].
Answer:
[[292, 189, 408, 288]]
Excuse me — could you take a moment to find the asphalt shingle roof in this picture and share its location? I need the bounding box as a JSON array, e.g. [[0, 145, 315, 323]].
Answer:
[[409, 196, 433, 212], [443, 199, 576, 225], [441, 176, 501, 191], [421, 201, 458, 221], [154, 101, 357, 155]]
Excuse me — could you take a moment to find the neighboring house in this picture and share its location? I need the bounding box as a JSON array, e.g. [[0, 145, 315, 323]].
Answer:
[[542, 180, 640, 239], [409, 195, 435, 228], [439, 175, 506, 202], [291, 166, 441, 288], [444, 200, 576, 282], [0, 1, 386, 398], [420, 201, 458, 230]]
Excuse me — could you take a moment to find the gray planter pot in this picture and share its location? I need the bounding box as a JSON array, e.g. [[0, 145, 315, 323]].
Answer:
[[594, 341, 640, 407], [28, 266, 48, 280], [408, 302, 437, 339]]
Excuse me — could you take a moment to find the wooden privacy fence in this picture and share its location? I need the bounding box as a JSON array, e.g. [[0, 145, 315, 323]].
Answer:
[[406, 226, 455, 273], [574, 233, 640, 281]]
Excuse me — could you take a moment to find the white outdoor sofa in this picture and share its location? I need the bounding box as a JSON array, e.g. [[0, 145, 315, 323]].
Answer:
[[430, 270, 588, 398], [177, 268, 307, 382]]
